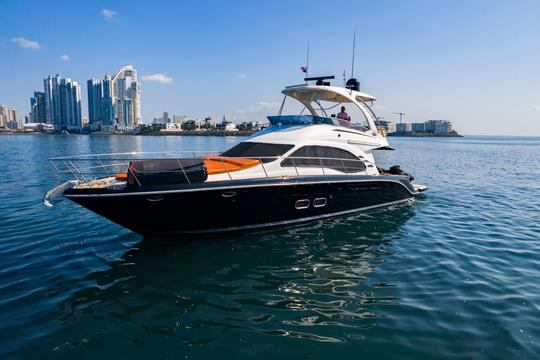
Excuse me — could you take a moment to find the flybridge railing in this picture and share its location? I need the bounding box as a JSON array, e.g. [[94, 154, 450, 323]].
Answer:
[[49, 150, 375, 185]]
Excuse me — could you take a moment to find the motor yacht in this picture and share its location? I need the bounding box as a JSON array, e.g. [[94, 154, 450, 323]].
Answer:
[[45, 76, 426, 235]]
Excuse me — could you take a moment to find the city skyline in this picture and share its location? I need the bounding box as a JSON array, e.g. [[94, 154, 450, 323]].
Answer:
[[1, 1, 540, 135]]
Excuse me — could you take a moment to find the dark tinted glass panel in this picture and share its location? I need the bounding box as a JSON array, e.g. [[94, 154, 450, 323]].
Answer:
[[281, 146, 366, 173], [221, 142, 294, 163]]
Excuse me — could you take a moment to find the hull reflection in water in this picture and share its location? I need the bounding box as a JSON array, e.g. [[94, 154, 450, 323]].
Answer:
[[33, 207, 415, 354]]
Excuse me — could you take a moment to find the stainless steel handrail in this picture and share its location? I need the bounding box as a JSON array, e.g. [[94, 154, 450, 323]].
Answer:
[[49, 154, 374, 185]]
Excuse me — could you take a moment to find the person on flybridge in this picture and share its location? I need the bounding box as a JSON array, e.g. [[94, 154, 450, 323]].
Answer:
[[337, 106, 351, 121]]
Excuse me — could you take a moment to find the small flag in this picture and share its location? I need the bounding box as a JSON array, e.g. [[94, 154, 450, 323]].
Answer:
[[300, 66, 308, 73]]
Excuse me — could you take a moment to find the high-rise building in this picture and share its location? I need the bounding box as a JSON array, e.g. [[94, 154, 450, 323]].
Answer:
[[411, 122, 425, 133], [162, 111, 170, 123], [5, 107, 19, 129], [101, 75, 115, 131], [111, 65, 141, 130], [173, 115, 186, 124], [85, 74, 117, 131], [425, 120, 452, 134], [116, 98, 133, 129], [58, 77, 82, 131], [43, 75, 61, 128], [0, 104, 7, 128], [30, 91, 46, 123], [87, 79, 102, 130], [42, 74, 82, 131], [7, 108, 18, 122], [396, 122, 411, 133]]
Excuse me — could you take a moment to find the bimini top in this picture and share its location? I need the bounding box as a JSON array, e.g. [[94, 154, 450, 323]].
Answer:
[[282, 84, 376, 104]]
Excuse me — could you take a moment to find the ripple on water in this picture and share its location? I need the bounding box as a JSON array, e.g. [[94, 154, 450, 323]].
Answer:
[[0, 135, 540, 359]]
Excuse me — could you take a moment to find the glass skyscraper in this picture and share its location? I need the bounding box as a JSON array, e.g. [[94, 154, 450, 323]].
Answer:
[[30, 91, 46, 123], [85, 75, 115, 131], [87, 79, 102, 130], [43, 75, 82, 131]]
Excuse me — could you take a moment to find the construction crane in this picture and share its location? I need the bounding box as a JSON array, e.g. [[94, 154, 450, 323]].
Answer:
[[392, 112, 406, 124]]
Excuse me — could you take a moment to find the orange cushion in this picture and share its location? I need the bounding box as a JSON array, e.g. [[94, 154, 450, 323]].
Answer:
[[204, 156, 260, 175], [115, 172, 128, 181]]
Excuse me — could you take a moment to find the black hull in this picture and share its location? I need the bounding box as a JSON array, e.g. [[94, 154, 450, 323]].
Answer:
[[64, 175, 418, 235]]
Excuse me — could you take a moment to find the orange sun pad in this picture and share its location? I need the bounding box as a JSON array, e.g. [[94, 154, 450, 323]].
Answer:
[[204, 156, 260, 175]]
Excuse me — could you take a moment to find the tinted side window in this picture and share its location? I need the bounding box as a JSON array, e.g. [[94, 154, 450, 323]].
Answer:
[[221, 142, 294, 163], [281, 146, 366, 173]]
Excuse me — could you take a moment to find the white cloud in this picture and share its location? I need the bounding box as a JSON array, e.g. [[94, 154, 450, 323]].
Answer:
[[235, 101, 280, 121], [60, 54, 70, 61], [141, 74, 173, 84], [529, 105, 540, 112], [236, 73, 247, 79], [101, 9, 118, 20], [11, 37, 40, 49]]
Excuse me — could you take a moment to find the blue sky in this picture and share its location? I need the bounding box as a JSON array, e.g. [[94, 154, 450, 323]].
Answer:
[[1, 0, 539, 135]]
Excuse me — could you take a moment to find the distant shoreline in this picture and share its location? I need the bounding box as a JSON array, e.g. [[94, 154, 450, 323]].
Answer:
[[1, 130, 465, 137], [388, 132, 463, 137], [0, 130, 257, 136]]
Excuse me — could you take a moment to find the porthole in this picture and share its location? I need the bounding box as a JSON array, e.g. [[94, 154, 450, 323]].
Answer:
[[295, 199, 310, 209], [313, 197, 327, 208]]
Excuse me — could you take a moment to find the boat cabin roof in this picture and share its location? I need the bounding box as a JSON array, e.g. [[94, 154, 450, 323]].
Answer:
[[282, 84, 376, 104]]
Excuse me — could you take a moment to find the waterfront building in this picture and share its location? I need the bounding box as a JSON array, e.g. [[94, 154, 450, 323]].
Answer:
[[425, 120, 452, 134], [23, 122, 54, 132], [42, 75, 82, 131], [58, 77, 82, 131], [396, 122, 411, 133], [111, 65, 141, 130], [162, 112, 170, 123], [173, 115, 186, 124], [86, 75, 115, 131], [165, 123, 182, 131], [0, 104, 7, 127], [6, 107, 20, 129], [7, 108, 18, 123], [411, 122, 426, 133], [87, 79, 102, 130], [43, 75, 61, 128], [6, 120, 19, 129], [182, 119, 203, 130], [30, 92, 46, 123], [217, 120, 238, 131], [101, 76, 115, 131], [0, 105, 20, 128], [116, 98, 133, 130], [204, 117, 218, 128]]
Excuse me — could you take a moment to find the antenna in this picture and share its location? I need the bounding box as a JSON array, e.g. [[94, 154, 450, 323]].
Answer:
[[305, 41, 310, 79], [345, 31, 360, 91], [351, 30, 356, 78]]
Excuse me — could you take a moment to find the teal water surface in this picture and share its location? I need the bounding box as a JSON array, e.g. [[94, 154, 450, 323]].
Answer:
[[0, 135, 539, 359]]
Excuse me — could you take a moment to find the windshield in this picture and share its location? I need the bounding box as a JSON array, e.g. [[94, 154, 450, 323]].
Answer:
[[221, 142, 294, 163], [312, 100, 372, 129]]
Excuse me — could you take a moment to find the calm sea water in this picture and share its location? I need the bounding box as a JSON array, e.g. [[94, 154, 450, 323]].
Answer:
[[0, 134, 539, 359]]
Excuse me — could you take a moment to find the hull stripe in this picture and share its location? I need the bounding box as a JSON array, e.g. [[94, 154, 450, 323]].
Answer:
[[65, 178, 418, 198]]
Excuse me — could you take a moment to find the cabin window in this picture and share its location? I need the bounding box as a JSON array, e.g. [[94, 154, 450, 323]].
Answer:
[[221, 142, 294, 163], [281, 146, 366, 173]]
